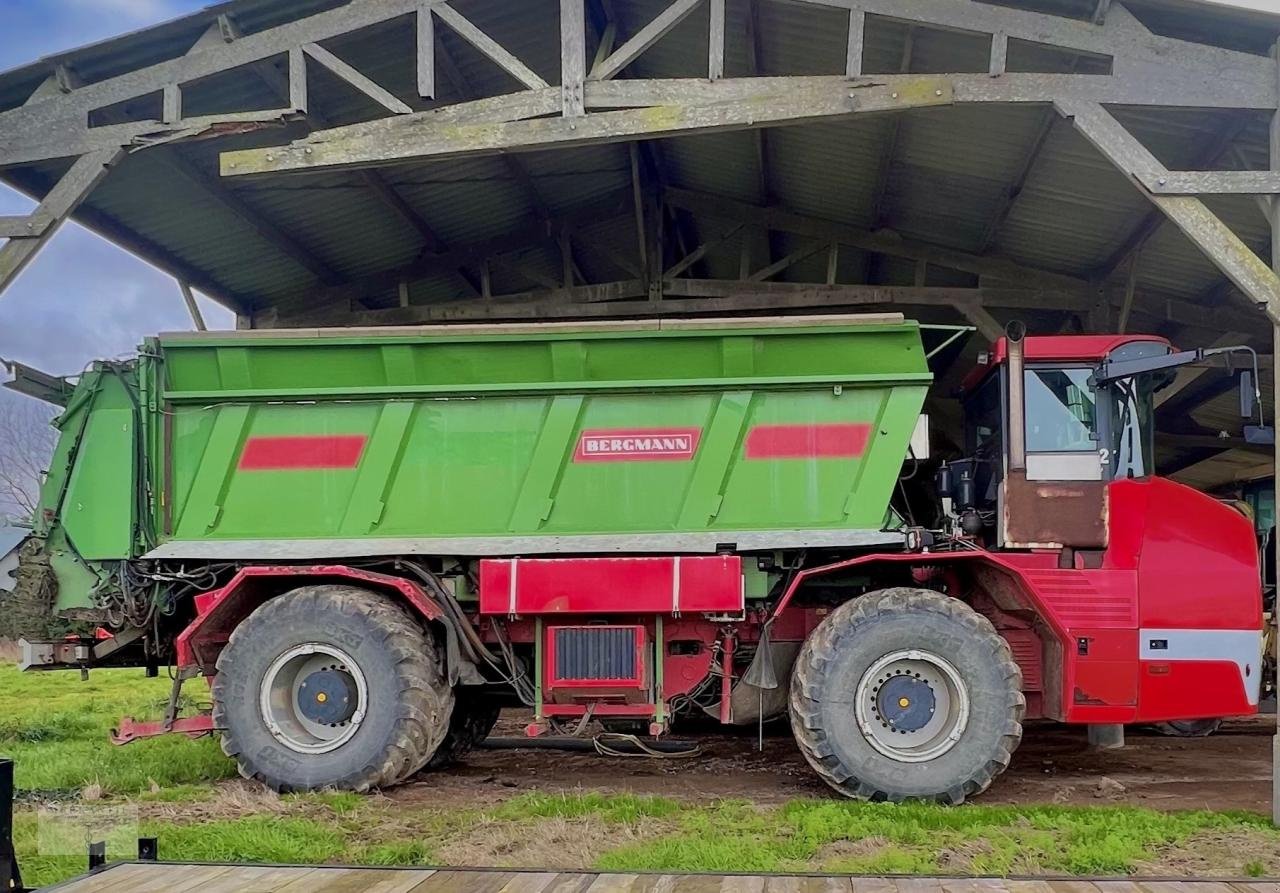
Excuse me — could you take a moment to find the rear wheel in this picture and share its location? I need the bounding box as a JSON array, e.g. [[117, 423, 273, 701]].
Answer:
[[213, 585, 453, 792], [424, 691, 501, 770], [1153, 718, 1222, 737], [790, 587, 1024, 804]]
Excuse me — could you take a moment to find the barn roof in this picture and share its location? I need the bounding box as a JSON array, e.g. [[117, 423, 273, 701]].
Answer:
[[1, 0, 1278, 482]]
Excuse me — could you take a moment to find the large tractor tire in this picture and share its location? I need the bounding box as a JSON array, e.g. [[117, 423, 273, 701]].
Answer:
[[423, 691, 501, 770], [1153, 718, 1222, 737], [790, 587, 1024, 804], [212, 585, 453, 792]]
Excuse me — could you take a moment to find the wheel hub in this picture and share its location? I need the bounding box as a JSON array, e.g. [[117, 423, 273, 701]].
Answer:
[[854, 649, 971, 763], [259, 644, 369, 755], [298, 669, 359, 725], [875, 674, 936, 733]]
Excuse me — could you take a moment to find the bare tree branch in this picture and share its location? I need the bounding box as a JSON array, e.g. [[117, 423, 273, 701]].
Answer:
[[0, 393, 56, 523]]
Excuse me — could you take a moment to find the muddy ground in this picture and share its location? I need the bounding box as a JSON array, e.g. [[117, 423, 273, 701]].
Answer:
[[396, 713, 1279, 814]]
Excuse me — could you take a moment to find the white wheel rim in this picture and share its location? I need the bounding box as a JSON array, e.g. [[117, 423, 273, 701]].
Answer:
[[854, 649, 970, 763], [259, 643, 369, 754]]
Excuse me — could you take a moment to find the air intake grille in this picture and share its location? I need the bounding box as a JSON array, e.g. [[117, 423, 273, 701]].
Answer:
[[552, 626, 640, 682]]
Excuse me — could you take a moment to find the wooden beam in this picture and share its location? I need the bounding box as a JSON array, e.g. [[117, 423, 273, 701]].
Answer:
[[0, 149, 123, 295], [709, 0, 726, 81], [664, 224, 744, 279], [222, 77, 953, 175], [417, 4, 435, 99], [590, 0, 704, 81], [871, 27, 916, 229], [846, 9, 866, 78], [748, 241, 828, 281], [278, 279, 1079, 326], [179, 281, 208, 331], [301, 43, 413, 114], [956, 302, 1004, 340], [1096, 113, 1252, 280], [1058, 100, 1280, 322], [561, 0, 587, 117], [432, 3, 549, 91]]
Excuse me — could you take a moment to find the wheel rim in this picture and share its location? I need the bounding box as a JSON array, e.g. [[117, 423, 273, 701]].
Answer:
[[259, 643, 369, 754], [854, 649, 970, 763]]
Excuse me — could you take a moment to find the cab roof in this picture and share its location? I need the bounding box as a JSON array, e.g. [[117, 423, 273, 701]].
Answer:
[[961, 334, 1172, 395]]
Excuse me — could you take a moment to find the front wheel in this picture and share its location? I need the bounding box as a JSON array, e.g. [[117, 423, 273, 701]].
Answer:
[[789, 587, 1025, 804], [212, 585, 454, 792]]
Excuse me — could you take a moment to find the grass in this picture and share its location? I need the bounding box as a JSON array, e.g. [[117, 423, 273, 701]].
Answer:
[[2, 661, 1278, 889]]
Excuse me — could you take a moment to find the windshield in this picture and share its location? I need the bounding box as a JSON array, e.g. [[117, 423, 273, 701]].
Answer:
[[1109, 376, 1156, 478]]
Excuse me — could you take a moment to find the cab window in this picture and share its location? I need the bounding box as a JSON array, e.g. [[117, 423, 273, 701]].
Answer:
[[1025, 368, 1097, 453]]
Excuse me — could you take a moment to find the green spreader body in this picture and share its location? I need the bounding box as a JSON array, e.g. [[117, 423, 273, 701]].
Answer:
[[35, 316, 930, 613]]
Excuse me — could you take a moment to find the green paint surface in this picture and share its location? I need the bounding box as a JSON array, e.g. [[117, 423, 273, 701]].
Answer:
[[41, 319, 931, 610]]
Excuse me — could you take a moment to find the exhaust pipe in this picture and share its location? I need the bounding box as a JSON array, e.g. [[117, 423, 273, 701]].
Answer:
[[1005, 321, 1027, 474]]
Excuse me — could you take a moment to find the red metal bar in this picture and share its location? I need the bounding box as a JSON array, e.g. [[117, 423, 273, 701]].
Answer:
[[110, 715, 215, 746]]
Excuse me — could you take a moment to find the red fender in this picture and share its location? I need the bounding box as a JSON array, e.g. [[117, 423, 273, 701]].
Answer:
[[176, 565, 445, 671]]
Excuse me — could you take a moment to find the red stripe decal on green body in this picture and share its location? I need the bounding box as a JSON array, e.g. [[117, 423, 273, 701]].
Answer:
[[239, 435, 367, 470], [744, 423, 872, 459]]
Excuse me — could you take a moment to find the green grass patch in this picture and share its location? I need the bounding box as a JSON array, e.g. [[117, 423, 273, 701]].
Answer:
[[4, 664, 1279, 889], [0, 664, 235, 797], [597, 800, 1280, 876]]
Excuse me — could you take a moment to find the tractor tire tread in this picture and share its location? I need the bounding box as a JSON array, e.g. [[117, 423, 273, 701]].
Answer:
[[213, 584, 453, 793], [789, 587, 1024, 805]]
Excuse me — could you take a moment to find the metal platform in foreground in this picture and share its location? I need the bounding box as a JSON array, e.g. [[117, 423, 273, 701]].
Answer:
[[44, 864, 1280, 893]]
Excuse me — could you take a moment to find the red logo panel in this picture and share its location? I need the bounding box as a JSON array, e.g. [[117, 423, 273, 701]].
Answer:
[[744, 423, 872, 459], [239, 435, 368, 470], [575, 428, 701, 462]]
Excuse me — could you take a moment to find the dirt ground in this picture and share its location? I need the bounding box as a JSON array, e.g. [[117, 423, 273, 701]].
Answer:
[[393, 712, 1280, 814]]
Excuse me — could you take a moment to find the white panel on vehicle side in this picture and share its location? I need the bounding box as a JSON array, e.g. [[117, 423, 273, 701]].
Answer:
[[1139, 628, 1264, 705], [1026, 451, 1103, 482]]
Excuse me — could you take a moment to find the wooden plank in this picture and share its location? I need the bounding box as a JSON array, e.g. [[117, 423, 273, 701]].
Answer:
[[196, 865, 330, 893], [302, 43, 413, 114], [289, 46, 308, 111], [561, 0, 586, 117], [763, 877, 851, 893], [709, 0, 726, 81], [433, 4, 549, 90], [413, 870, 519, 892], [500, 872, 562, 893], [417, 4, 436, 98], [58, 863, 165, 892], [222, 78, 953, 175], [585, 875, 643, 893], [543, 874, 601, 893], [846, 9, 866, 77], [127, 864, 237, 893], [721, 878, 768, 893]]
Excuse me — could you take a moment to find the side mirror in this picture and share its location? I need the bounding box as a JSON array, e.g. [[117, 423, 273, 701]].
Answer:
[[1240, 370, 1256, 420], [1245, 425, 1275, 446]]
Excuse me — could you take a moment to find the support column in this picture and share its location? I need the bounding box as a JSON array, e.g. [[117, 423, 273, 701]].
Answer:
[[1087, 724, 1124, 750], [1271, 47, 1280, 823]]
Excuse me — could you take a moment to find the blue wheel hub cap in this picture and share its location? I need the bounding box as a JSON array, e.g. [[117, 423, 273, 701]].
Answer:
[[876, 674, 936, 733], [297, 669, 358, 725]]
